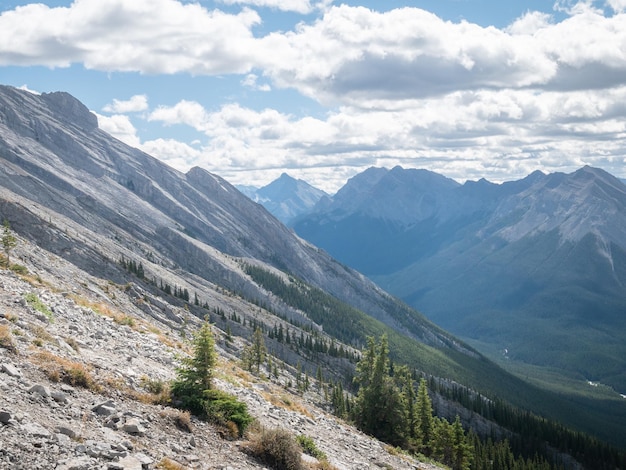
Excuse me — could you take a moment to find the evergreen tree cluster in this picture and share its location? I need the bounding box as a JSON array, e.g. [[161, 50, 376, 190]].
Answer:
[[266, 321, 356, 361], [350, 336, 561, 470], [119, 256, 144, 279], [242, 327, 267, 373], [243, 263, 378, 346], [119, 255, 197, 304], [428, 379, 626, 470]]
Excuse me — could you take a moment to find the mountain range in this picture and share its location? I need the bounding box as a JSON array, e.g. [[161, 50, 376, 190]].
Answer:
[[1, 84, 626, 462], [291, 165, 626, 394]]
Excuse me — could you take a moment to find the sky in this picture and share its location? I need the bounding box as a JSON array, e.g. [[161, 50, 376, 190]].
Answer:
[[1, 0, 626, 193]]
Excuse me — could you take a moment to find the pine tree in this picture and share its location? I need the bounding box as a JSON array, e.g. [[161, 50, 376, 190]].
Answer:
[[137, 262, 145, 279], [171, 321, 217, 413], [432, 418, 454, 466], [296, 361, 303, 390], [353, 335, 406, 447], [416, 377, 434, 455], [398, 366, 418, 446], [243, 327, 267, 373], [2, 220, 17, 267], [451, 416, 472, 470], [316, 365, 323, 390]]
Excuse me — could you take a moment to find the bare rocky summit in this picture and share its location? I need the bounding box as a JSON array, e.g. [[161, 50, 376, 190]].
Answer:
[[0, 237, 439, 470]]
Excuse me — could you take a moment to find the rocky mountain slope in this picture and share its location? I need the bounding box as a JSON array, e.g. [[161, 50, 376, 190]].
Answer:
[[0, 85, 461, 353], [293, 166, 626, 393], [0, 237, 438, 470], [238, 173, 327, 224]]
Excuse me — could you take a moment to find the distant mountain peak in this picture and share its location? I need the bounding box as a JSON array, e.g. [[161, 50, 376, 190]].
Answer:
[[310, 165, 460, 225], [238, 173, 327, 224]]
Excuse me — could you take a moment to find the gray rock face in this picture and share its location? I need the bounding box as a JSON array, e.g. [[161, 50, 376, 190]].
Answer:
[[0, 410, 12, 424], [1, 363, 21, 377], [40, 91, 99, 131], [28, 384, 51, 398], [122, 418, 146, 436]]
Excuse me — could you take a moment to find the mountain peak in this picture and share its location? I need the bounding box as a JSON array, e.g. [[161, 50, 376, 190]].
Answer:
[[40, 90, 99, 131], [0, 86, 98, 136], [244, 173, 327, 224]]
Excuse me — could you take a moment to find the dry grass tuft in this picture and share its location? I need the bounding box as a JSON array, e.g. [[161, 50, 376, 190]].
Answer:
[[64, 336, 80, 352], [130, 387, 171, 406], [4, 312, 18, 322], [307, 461, 340, 470], [262, 391, 313, 418], [30, 350, 101, 392], [156, 457, 188, 470], [160, 409, 193, 433], [0, 324, 17, 353], [71, 296, 135, 326], [29, 324, 55, 344]]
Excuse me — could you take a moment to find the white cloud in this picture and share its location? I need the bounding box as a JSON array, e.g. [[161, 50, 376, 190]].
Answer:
[[257, 4, 626, 105], [95, 113, 142, 148], [219, 0, 319, 14], [241, 74, 271, 91], [0, 0, 260, 74], [2, 2, 626, 101], [17, 84, 40, 95], [149, 100, 211, 130], [103, 95, 148, 113], [140, 138, 203, 172], [143, 86, 626, 192], [506, 11, 553, 35], [606, 0, 626, 13], [4, 1, 626, 189]]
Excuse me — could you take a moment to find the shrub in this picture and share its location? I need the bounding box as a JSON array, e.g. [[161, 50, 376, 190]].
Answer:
[[141, 376, 166, 394], [63, 364, 95, 389], [296, 434, 327, 461], [247, 427, 303, 470], [201, 389, 254, 437], [313, 461, 339, 470], [24, 293, 53, 321], [64, 336, 80, 352], [160, 409, 193, 433], [30, 324, 55, 344], [173, 410, 193, 433], [115, 315, 136, 327], [10, 264, 28, 275]]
